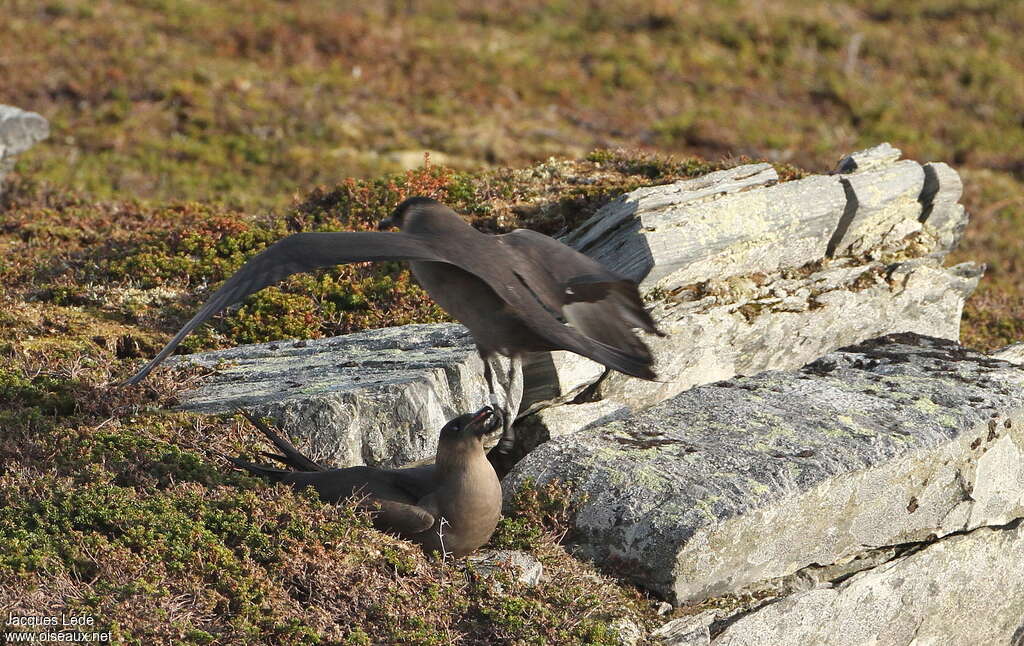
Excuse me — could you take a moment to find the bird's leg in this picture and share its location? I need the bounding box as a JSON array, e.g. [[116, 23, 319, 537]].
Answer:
[[480, 350, 503, 413], [494, 355, 521, 454], [480, 350, 514, 453]]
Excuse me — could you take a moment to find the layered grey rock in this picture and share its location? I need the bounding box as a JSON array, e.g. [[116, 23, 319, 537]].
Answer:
[[566, 145, 965, 291], [531, 144, 975, 422], [0, 105, 49, 191], [993, 342, 1024, 366], [596, 258, 980, 409], [652, 610, 716, 646], [172, 323, 521, 468], [504, 334, 1024, 606], [710, 520, 1024, 646]]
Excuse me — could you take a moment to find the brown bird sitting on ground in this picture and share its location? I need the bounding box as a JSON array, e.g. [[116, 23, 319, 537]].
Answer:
[[125, 197, 664, 453], [231, 406, 503, 558]]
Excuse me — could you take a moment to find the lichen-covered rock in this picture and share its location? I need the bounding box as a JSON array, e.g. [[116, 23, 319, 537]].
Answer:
[[173, 323, 521, 468], [992, 342, 1024, 366], [651, 610, 716, 646], [504, 333, 1024, 605], [567, 145, 965, 292], [526, 145, 976, 419], [711, 520, 1024, 646], [562, 163, 781, 286], [597, 258, 980, 408], [514, 400, 631, 462], [0, 105, 49, 191]]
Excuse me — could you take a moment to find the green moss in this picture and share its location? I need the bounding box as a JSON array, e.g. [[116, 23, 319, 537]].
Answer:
[[0, 366, 77, 415], [492, 478, 584, 551]]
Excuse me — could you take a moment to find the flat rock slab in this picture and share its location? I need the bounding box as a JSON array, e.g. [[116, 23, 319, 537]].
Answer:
[[711, 520, 1024, 646], [505, 333, 1024, 604], [172, 323, 521, 468]]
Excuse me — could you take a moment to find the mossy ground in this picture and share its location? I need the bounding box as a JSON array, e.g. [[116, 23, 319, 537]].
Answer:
[[1, 153, 734, 643], [1, 1, 1022, 643]]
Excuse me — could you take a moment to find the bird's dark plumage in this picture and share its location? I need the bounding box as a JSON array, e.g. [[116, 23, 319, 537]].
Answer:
[[125, 197, 662, 387], [232, 407, 503, 557]]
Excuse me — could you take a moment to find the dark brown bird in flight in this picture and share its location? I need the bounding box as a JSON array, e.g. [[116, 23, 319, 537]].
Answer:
[[126, 197, 663, 451], [232, 406, 503, 557]]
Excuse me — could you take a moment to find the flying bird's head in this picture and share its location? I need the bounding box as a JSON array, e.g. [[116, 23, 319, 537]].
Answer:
[[378, 196, 464, 234], [439, 406, 501, 445]]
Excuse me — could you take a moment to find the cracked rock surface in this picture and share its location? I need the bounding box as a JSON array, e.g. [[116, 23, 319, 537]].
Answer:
[[528, 144, 978, 436], [710, 519, 1024, 646], [173, 323, 521, 468], [505, 333, 1024, 608]]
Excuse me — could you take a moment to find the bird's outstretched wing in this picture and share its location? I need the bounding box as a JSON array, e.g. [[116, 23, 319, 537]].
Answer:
[[126, 213, 660, 384], [236, 408, 325, 472], [123, 231, 446, 385]]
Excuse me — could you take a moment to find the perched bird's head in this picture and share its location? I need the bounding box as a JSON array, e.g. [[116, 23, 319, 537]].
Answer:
[[439, 406, 501, 445], [378, 196, 464, 233]]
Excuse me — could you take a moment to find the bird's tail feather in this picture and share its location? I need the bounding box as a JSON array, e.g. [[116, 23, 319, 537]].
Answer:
[[236, 408, 325, 472], [227, 456, 291, 482]]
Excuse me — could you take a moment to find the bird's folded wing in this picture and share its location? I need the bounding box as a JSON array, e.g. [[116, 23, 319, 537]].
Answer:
[[458, 259, 657, 379], [499, 229, 664, 356], [359, 498, 436, 535], [123, 231, 447, 384], [496, 229, 625, 311]]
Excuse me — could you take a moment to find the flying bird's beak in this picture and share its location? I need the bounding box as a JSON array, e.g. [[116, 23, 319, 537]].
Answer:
[[467, 406, 499, 437], [377, 216, 395, 230]]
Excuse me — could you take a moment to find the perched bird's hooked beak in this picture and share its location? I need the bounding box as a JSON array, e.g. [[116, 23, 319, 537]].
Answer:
[[377, 216, 395, 230], [466, 406, 500, 437]]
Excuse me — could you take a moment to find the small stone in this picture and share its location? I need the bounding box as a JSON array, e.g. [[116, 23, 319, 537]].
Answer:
[[651, 610, 716, 645], [610, 618, 644, 646], [465, 550, 543, 593], [0, 104, 49, 193]]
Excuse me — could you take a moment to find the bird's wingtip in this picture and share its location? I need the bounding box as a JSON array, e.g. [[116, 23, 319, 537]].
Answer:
[[120, 372, 146, 387]]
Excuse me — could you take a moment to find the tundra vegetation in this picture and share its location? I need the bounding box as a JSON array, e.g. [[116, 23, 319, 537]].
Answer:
[[1, 1, 1021, 643]]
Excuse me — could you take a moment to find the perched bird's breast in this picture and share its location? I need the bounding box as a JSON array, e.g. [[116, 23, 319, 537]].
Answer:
[[428, 456, 502, 555]]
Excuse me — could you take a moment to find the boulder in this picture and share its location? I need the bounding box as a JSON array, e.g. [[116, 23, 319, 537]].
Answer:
[[565, 144, 965, 291], [504, 333, 1024, 607], [528, 144, 976, 433], [172, 323, 521, 468], [0, 105, 49, 191]]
